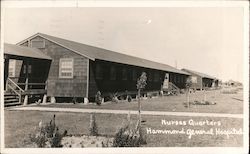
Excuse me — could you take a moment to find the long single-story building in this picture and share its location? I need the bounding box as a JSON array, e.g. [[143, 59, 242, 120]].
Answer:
[[4, 33, 190, 104], [181, 68, 219, 90]]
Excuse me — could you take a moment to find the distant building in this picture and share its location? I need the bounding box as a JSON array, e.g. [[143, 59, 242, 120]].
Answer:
[[226, 80, 242, 87], [4, 33, 190, 105], [181, 68, 219, 90]]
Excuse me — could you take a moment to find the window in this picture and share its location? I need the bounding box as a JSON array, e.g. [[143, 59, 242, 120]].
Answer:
[[122, 68, 127, 80], [153, 72, 160, 82], [30, 39, 45, 48], [23, 64, 32, 74], [177, 76, 180, 83], [95, 64, 103, 79], [59, 58, 74, 78], [110, 66, 116, 80], [28, 65, 32, 74], [132, 69, 137, 81], [23, 65, 26, 74], [148, 71, 152, 81], [8, 59, 16, 77]]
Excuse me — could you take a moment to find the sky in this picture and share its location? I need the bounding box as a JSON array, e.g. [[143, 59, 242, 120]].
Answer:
[[3, 7, 245, 82]]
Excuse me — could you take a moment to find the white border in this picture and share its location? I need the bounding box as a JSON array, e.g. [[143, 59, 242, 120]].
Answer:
[[242, 2, 249, 152], [1, 1, 249, 154], [0, 3, 4, 154]]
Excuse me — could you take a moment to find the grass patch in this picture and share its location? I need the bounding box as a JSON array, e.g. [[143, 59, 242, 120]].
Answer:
[[5, 110, 243, 148]]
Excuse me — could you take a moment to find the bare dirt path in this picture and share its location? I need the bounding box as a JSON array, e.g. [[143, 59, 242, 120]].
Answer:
[[7, 106, 243, 119]]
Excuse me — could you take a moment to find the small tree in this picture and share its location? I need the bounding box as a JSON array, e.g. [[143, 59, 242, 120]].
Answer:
[[136, 72, 147, 128], [185, 76, 192, 108], [89, 113, 98, 136]]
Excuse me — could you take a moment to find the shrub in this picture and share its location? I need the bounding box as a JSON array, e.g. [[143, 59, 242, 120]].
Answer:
[[112, 119, 146, 147], [180, 89, 185, 94], [29, 114, 67, 148], [127, 95, 132, 102], [89, 114, 98, 136], [95, 91, 102, 105], [109, 92, 119, 103]]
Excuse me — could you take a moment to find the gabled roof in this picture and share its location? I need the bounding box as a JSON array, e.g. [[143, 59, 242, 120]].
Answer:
[[17, 33, 189, 75], [181, 68, 216, 80], [4, 43, 51, 60]]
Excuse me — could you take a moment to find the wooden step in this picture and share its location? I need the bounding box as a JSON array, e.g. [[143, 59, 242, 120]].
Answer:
[[4, 93, 21, 107], [4, 98, 19, 103], [4, 92, 16, 96], [4, 95, 18, 100], [4, 102, 21, 107]]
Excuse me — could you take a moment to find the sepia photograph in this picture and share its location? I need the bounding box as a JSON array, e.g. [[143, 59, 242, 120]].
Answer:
[[0, 1, 249, 154]]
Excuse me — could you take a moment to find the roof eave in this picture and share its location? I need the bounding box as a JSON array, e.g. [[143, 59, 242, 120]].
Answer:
[[17, 33, 95, 61]]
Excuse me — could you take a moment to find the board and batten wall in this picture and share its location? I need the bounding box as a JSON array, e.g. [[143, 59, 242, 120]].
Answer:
[[20, 36, 89, 98]]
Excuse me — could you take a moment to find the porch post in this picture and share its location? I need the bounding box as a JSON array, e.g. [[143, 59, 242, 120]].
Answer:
[[23, 58, 29, 105], [42, 80, 48, 104], [4, 55, 9, 90], [84, 59, 89, 105], [23, 78, 29, 105]]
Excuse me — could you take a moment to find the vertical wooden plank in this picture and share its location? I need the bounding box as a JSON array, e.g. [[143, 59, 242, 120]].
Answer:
[[86, 58, 89, 98]]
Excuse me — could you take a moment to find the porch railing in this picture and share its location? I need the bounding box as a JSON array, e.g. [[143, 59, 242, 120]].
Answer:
[[6, 77, 47, 105], [168, 82, 180, 95], [6, 77, 24, 103]]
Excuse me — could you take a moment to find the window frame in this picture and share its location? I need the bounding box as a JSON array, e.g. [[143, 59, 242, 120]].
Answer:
[[59, 58, 74, 79]]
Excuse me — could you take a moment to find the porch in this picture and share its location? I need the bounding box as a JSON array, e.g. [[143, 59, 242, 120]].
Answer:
[[4, 43, 51, 107]]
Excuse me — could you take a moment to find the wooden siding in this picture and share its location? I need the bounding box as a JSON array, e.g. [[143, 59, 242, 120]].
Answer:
[[186, 74, 213, 90], [190, 75, 203, 90], [21, 36, 89, 98]]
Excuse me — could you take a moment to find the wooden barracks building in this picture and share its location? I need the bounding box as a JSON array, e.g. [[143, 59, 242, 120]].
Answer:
[[181, 68, 219, 90], [5, 33, 212, 106]]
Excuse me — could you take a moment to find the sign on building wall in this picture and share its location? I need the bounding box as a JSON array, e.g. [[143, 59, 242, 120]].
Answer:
[[162, 73, 169, 89]]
